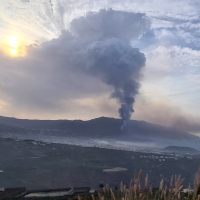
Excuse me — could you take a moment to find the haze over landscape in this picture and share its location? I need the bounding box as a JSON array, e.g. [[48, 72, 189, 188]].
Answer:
[[0, 0, 200, 136], [0, 0, 200, 195]]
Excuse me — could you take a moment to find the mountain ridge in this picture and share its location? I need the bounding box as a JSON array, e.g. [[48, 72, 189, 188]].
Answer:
[[0, 115, 199, 140]]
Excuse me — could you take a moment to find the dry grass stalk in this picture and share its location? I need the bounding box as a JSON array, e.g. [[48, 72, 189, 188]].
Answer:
[[124, 189, 127, 200], [139, 182, 141, 192], [149, 185, 153, 195], [110, 188, 116, 200], [170, 175, 173, 187], [189, 183, 191, 191], [123, 185, 126, 193], [178, 192, 181, 199], [138, 170, 142, 181], [78, 195, 82, 200], [194, 167, 200, 196], [159, 179, 164, 191], [174, 185, 183, 195], [134, 170, 142, 184], [133, 183, 137, 193], [134, 170, 137, 183], [153, 191, 158, 200], [175, 174, 181, 188], [82, 167, 200, 200], [145, 174, 148, 188], [98, 192, 102, 200], [160, 189, 165, 199], [120, 182, 123, 193], [129, 179, 133, 189], [105, 184, 109, 192], [141, 196, 145, 200], [175, 174, 177, 186]]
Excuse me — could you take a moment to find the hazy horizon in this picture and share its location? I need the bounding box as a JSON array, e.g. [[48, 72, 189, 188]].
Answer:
[[0, 1, 199, 193], [0, 0, 200, 136], [0, 114, 200, 137]]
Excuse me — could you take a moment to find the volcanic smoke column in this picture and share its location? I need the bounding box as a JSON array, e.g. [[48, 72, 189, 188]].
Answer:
[[86, 38, 146, 131], [65, 9, 148, 131]]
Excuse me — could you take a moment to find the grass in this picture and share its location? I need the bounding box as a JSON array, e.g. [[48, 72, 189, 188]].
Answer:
[[2, 167, 199, 199], [78, 167, 200, 200]]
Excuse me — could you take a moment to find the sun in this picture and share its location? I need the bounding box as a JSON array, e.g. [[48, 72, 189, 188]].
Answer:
[[8, 36, 18, 49], [10, 48, 17, 55], [8, 36, 19, 56]]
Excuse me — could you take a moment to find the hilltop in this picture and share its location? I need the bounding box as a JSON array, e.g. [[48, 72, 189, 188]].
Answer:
[[0, 116, 200, 149], [164, 146, 200, 154]]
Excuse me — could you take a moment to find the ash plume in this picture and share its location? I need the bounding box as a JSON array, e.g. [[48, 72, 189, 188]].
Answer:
[[69, 9, 148, 130], [85, 39, 145, 130], [27, 9, 149, 130]]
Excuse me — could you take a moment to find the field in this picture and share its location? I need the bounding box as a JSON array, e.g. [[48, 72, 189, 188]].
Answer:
[[0, 138, 199, 190]]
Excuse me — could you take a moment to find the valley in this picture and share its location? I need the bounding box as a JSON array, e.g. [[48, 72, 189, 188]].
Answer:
[[0, 137, 199, 190]]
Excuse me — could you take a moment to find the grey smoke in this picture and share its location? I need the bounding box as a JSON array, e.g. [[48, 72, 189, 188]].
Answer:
[[70, 9, 150, 42], [69, 9, 148, 130], [10, 9, 148, 130], [85, 39, 145, 130]]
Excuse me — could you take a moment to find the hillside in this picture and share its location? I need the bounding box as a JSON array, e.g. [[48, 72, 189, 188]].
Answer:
[[0, 137, 199, 190], [164, 146, 200, 154], [0, 116, 199, 142]]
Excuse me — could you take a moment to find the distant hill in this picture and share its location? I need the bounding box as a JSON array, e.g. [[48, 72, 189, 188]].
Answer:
[[164, 146, 200, 154], [0, 116, 199, 143], [0, 124, 28, 133]]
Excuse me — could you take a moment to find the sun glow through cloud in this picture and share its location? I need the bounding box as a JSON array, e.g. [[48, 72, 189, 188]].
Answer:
[[0, 0, 199, 136], [9, 36, 18, 48], [8, 36, 19, 56], [10, 48, 17, 55]]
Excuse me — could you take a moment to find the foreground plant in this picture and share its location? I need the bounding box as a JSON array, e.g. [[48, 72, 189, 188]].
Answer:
[[78, 167, 200, 200]]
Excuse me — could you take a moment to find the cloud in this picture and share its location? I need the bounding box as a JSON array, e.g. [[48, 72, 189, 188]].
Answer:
[[70, 9, 150, 42], [28, 9, 149, 129], [133, 96, 200, 135], [0, 2, 200, 134], [1, 0, 199, 45], [139, 45, 200, 119], [0, 9, 148, 126]]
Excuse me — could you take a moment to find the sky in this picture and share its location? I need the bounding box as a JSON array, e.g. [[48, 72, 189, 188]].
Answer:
[[0, 0, 200, 135]]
